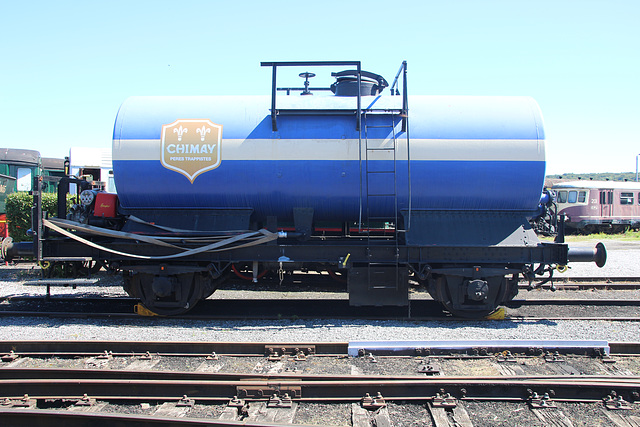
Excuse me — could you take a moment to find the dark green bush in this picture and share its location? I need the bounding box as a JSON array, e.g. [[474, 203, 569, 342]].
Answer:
[[6, 192, 73, 242], [6, 192, 31, 242]]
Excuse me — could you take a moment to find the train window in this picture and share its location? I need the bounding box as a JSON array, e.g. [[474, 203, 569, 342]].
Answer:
[[578, 191, 587, 203], [557, 191, 567, 203], [17, 167, 32, 191], [568, 191, 578, 203], [620, 192, 634, 205]]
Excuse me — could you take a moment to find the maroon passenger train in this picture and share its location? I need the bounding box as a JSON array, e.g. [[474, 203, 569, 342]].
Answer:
[[551, 181, 640, 233]]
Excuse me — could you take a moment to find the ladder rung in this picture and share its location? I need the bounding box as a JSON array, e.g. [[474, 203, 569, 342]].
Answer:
[[367, 194, 396, 197], [364, 109, 404, 113], [366, 147, 395, 151], [366, 170, 396, 174], [365, 125, 395, 128]]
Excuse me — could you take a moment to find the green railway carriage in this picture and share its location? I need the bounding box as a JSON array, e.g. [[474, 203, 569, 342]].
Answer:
[[0, 149, 66, 238], [0, 148, 41, 194], [0, 149, 41, 238]]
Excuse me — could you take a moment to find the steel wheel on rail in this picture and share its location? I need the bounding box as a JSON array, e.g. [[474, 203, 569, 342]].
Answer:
[[432, 274, 514, 319], [125, 271, 209, 316]]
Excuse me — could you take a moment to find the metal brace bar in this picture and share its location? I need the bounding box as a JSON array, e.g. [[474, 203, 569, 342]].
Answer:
[[261, 61, 362, 132]]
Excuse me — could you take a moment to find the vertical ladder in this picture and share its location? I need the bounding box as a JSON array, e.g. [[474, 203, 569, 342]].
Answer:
[[362, 109, 404, 291], [350, 61, 411, 306]]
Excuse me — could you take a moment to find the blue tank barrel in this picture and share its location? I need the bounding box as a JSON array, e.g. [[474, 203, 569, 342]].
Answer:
[[112, 95, 546, 222]]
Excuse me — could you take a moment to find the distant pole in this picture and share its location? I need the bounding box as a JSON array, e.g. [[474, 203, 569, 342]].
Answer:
[[637, 154, 640, 182]]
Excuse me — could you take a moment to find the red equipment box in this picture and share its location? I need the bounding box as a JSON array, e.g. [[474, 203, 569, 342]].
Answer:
[[94, 193, 117, 218]]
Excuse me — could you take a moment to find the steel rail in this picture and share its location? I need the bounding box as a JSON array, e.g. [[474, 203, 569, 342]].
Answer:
[[0, 376, 638, 402], [6, 296, 638, 305], [1, 340, 639, 357], [1, 311, 638, 323], [2, 367, 639, 385], [506, 298, 640, 306], [0, 340, 347, 356], [509, 316, 639, 322], [1, 296, 638, 321], [519, 282, 640, 290], [522, 277, 640, 283], [0, 310, 144, 319], [0, 409, 308, 427]]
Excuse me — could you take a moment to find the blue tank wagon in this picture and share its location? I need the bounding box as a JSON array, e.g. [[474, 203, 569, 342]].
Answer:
[[4, 61, 606, 317]]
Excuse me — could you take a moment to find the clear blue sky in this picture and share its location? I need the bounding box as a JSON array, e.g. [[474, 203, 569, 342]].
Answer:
[[1, 0, 638, 174]]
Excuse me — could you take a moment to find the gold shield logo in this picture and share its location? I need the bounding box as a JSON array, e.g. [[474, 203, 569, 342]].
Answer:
[[161, 119, 222, 183]]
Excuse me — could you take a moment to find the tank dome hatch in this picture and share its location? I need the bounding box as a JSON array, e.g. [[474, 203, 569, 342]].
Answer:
[[330, 70, 389, 96]]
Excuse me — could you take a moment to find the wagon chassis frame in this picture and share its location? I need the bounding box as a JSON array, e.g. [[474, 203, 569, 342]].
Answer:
[[33, 222, 571, 317]]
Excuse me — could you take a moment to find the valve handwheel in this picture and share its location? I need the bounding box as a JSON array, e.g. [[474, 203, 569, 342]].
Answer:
[[299, 72, 316, 95]]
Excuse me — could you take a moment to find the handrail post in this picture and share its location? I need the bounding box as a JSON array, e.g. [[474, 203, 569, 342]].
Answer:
[[356, 62, 361, 131], [270, 65, 277, 131], [401, 61, 408, 132], [33, 175, 43, 262]]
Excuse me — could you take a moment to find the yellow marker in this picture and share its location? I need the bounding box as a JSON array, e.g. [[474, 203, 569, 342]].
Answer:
[[486, 307, 506, 320], [134, 303, 159, 317], [556, 265, 568, 273]]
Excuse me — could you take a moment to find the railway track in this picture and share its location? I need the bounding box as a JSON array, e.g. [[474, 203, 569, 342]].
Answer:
[[519, 278, 640, 290], [0, 295, 638, 321], [1, 340, 639, 426], [2, 339, 638, 355], [5, 368, 634, 401]]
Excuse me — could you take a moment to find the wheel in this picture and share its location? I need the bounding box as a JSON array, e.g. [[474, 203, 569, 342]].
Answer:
[[611, 225, 629, 234], [202, 269, 228, 299], [126, 272, 208, 316], [432, 274, 516, 319], [433, 276, 496, 318]]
